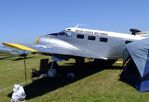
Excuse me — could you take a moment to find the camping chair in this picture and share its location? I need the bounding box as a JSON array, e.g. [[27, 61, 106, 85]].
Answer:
[[31, 58, 49, 81]]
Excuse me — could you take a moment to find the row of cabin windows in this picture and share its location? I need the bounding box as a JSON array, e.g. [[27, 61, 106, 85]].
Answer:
[[77, 34, 108, 43], [76, 34, 132, 44]]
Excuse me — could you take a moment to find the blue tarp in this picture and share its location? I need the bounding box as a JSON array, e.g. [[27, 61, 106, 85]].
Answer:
[[121, 38, 149, 92]]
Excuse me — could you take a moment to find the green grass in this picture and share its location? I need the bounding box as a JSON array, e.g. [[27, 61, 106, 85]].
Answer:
[[0, 55, 149, 102]]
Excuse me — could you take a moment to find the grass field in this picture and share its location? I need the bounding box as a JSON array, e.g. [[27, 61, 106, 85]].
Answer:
[[0, 55, 149, 102]]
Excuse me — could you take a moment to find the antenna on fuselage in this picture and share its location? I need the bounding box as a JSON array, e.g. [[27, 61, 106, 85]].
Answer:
[[75, 24, 85, 28]]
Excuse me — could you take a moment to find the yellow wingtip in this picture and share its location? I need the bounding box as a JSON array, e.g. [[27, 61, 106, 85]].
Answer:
[[3, 43, 37, 52]]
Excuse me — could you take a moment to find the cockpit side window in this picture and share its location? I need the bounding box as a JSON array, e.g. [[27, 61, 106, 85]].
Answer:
[[58, 32, 65, 35]]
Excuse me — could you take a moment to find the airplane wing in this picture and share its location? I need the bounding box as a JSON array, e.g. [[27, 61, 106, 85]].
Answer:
[[3, 39, 106, 59]]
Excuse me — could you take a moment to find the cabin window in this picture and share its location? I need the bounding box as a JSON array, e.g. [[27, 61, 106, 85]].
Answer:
[[77, 34, 84, 39], [100, 37, 108, 42], [88, 36, 96, 40], [125, 40, 132, 44]]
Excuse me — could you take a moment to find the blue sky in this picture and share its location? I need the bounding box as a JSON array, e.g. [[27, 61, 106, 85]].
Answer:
[[0, 0, 149, 43]]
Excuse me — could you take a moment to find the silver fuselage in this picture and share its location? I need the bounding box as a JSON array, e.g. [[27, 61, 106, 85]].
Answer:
[[37, 27, 146, 60]]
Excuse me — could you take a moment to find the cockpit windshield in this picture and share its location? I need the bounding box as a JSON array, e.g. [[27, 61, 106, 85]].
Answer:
[[47, 32, 66, 36], [58, 32, 65, 35]]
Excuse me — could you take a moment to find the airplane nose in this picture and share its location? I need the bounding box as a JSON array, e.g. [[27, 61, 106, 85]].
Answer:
[[34, 36, 51, 44]]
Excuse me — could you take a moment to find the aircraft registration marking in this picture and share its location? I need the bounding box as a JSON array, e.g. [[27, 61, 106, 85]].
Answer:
[[75, 30, 108, 36]]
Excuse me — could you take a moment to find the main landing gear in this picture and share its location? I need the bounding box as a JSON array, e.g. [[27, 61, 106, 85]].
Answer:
[[48, 61, 59, 77]]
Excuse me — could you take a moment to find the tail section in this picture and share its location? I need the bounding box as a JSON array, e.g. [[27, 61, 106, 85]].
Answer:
[[130, 28, 141, 35], [130, 28, 149, 37]]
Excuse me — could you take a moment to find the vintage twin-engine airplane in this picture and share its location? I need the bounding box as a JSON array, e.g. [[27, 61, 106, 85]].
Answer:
[[2, 26, 149, 64]]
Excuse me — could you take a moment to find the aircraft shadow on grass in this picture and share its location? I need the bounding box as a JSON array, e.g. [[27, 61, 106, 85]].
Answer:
[[0, 56, 33, 61], [0, 56, 13, 60], [8, 61, 123, 100]]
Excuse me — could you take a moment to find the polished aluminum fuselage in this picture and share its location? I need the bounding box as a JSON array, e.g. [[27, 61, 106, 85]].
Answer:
[[38, 27, 146, 60]]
